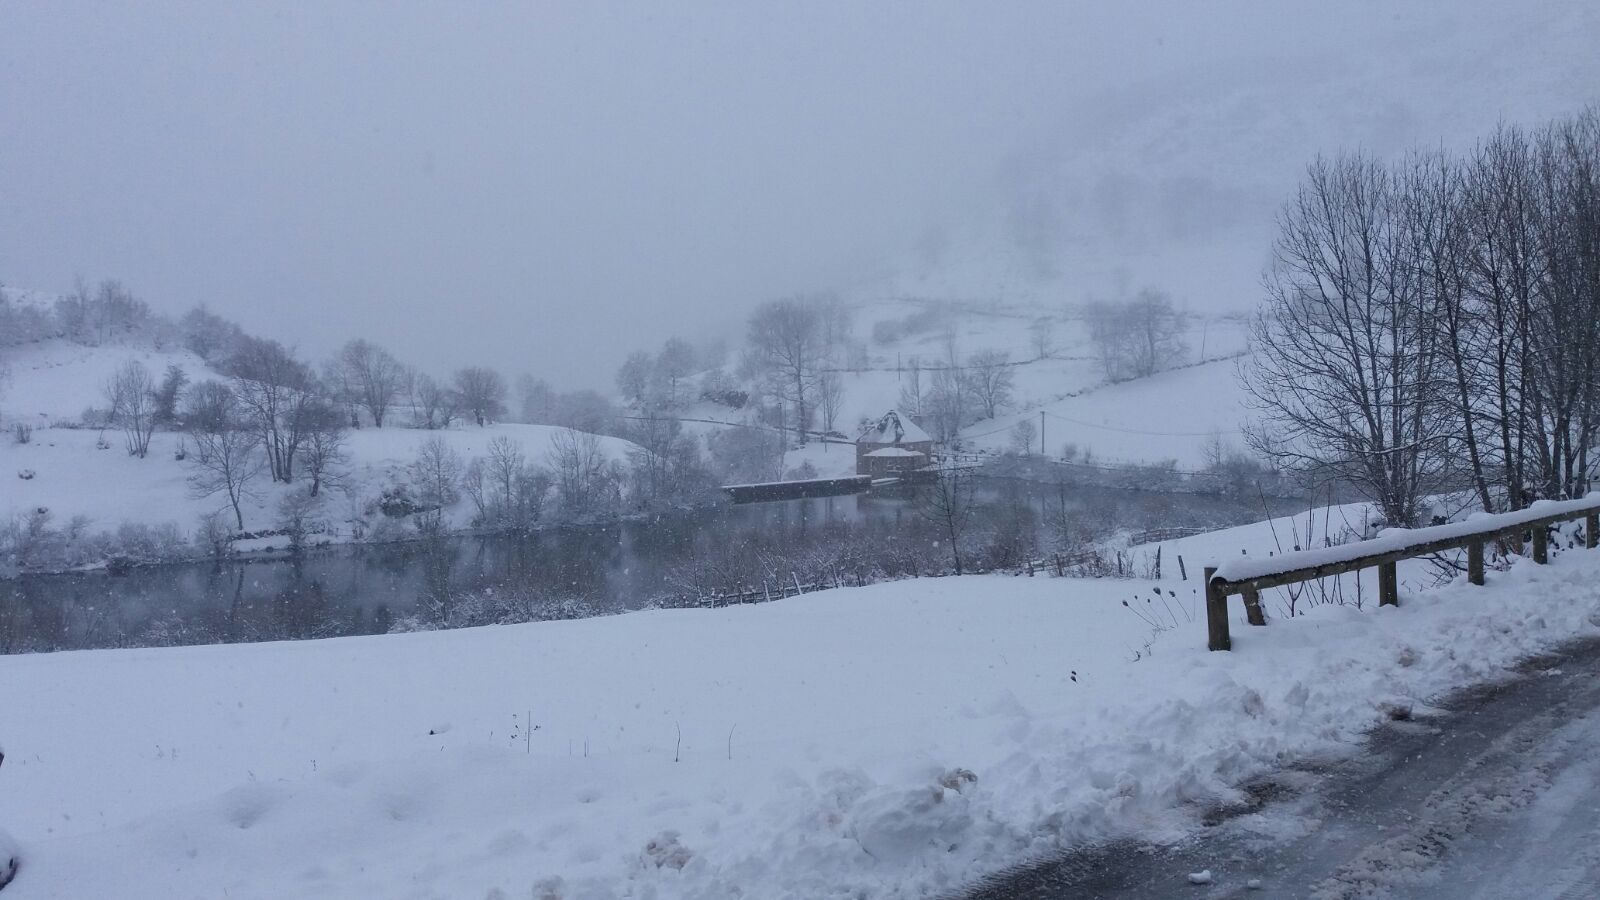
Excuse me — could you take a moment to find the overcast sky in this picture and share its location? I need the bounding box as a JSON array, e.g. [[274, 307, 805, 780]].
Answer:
[[4, 2, 1597, 388]]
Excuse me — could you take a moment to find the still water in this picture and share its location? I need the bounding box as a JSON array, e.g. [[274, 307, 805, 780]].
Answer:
[[0, 481, 1301, 653]]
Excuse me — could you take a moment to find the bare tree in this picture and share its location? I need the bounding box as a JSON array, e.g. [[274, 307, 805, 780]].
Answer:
[[967, 349, 1014, 419], [918, 469, 975, 575], [1010, 417, 1037, 455], [185, 382, 264, 530], [410, 436, 463, 533], [655, 337, 697, 409], [276, 487, 322, 556], [412, 373, 458, 429], [898, 356, 926, 420], [1028, 317, 1055, 360], [1243, 154, 1452, 526], [747, 297, 825, 444], [550, 426, 619, 520], [707, 424, 785, 484], [104, 359, 157, 458], [335, 339, 408, 427], [298, 399, 348, 497], [626, 415, 679, 503], [1086, 290, 1187, 381], [926, 364, 970, 443], [465, 435, 546, 528], [1243, 108, 1600, 518], [225, 337, 316, 483], [517, 374, 555, 424], [454, 366, 506, 427], [816, 368, 844, 433]]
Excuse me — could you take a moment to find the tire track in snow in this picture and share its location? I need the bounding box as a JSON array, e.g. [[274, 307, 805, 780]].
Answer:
[[960, 637, 1600, 899]]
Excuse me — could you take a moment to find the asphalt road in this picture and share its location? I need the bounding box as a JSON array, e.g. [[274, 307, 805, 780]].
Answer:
[[963, 637, 1600, 899]]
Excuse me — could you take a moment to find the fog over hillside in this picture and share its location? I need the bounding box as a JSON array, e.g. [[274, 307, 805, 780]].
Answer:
[[3, 1, 1598, 388]]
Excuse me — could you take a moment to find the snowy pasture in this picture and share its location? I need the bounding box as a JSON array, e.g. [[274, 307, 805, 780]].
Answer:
[[5, 534, 1600, 898]]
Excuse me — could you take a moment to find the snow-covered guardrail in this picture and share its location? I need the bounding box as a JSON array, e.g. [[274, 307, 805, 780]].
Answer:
[[1204, 494, 1600, 651]]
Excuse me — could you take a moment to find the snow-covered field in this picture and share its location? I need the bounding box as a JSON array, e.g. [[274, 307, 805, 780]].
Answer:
[[689, 297, 1260, 478], [959, 353, 1250, 468], [0, 339, 216, 426], [0, 420, 637, 551], [6, 520, 1600, 898]]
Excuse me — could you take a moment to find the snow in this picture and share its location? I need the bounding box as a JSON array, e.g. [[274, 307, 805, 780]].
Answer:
[[864, 447, 924, 458], [858, 409, 931, 446], [959, 352, 1251, 468], [0, 339, 219, 426], [721, 474, 868, 490], [778, 440, 858, 479], [6, 535, 1600, 898]]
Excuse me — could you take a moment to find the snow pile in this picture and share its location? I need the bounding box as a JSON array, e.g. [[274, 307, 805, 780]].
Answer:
[[5, 542, 1600, 898]]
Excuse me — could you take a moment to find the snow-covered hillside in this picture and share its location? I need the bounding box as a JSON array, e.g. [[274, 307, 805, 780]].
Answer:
[[5, 508, 1600, 898], [1, 422, 636, 548], [676, 297, 1254, 479], [0, 339, 217, 426], [1, 286, 641, 560]]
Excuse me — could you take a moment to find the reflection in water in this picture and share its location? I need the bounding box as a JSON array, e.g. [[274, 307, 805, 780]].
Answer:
[[0, 482, 1301, 654]]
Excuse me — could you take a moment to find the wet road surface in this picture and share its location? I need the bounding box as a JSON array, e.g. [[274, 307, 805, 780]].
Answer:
[[964, 637, 1600, 899]]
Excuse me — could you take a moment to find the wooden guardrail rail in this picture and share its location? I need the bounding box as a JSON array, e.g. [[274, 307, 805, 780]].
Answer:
[[1204, 494, 1600, 651]]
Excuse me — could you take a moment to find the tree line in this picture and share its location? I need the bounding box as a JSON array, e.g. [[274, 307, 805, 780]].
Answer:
[[1246, 106, 1600, 526]]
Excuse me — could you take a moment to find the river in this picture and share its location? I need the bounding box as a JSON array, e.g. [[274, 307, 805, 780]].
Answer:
[[0, 480, 1305, 654]]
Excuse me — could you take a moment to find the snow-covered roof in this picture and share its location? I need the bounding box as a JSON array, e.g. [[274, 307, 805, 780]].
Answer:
[[857, 410, 931, 446], [865, 447, 925, 458]]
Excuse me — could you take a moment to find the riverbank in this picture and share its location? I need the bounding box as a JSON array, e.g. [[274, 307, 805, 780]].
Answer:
[[1, 481, 1305, 654], [5, 523, 1600, 898]]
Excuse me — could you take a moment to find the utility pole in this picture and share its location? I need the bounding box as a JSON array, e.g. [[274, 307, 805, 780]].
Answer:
[[1039, 410, 1046, 456]]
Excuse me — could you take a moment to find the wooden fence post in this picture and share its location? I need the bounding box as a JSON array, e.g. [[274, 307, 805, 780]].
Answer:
[[1588, 513, 1599, 550], [1378, 561, 1398, 606], [1242, 587, 1267, 626], [1177, 555, 1187, 582], [1532, 526, 1549, 564], [1205, 567, 1230, 651], [1467, 540, 1485, 586]]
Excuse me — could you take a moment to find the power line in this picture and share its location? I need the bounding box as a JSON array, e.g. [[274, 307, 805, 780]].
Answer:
[[1040, 410, 1242, 438]]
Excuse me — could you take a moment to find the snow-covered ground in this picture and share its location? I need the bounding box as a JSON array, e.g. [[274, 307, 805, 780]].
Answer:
[[959, 353, 1250, 468], [0, 339, 217, 426], [6, 517, 1600, 898]]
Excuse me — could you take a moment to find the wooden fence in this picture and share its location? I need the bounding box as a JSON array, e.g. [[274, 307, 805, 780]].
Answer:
[[1203, 495, 1600, 651]]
